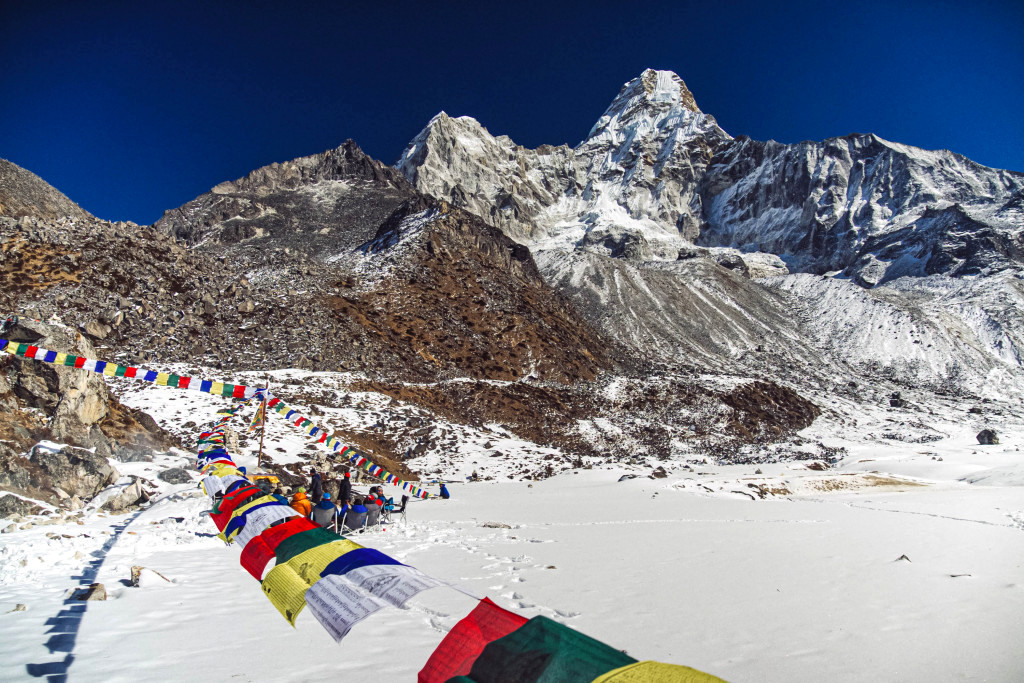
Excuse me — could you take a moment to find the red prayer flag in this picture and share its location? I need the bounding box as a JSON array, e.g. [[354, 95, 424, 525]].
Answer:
[[417, 598, 528, 683], [239, 535, 276, 580], [208, 486, 264, 530], [260, 515, 318, 548]]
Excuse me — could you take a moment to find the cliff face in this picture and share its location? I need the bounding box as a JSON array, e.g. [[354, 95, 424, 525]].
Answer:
[[698, 134, 1024, 285]]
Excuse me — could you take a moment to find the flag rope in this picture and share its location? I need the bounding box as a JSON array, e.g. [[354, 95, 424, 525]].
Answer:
[[0, 337, 428, 498]]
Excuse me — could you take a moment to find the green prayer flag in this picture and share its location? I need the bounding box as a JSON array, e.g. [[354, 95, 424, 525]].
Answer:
[[462, 616, 637, 683], [274, 527, 342, 564]]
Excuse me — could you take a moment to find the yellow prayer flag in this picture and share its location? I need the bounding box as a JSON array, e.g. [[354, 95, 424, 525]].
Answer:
[[260, 540, 361, 625], [592, 661, 728, 683], [54, 352, 67, 365], [204, 465, 242, 479], [211, 381, 224, 396], [103, 364, 117, 376], [156, 372, 169, 386]]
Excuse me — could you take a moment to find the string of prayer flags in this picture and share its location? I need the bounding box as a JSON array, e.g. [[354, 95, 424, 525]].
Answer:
[[0, 337, 430, 499], [192, 394, 452, 645], [260, 393, 430, 499], [0, 338, 260, 398], [7, 327, 727, 679]]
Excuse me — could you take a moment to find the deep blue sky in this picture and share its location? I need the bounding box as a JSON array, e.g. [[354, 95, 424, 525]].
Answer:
[[2, 0, 1022, 224]]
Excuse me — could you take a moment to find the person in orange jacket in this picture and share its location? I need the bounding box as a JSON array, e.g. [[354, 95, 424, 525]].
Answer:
[[289, 487, 312, 518]]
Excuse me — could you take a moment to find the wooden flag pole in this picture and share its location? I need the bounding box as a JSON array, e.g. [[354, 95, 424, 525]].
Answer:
[[257, 374, 268, 468]]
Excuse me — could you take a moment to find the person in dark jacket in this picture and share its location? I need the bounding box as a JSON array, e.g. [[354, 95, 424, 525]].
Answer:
[[440, 482, 450, 499], [308, 467, 323, 504], [339, 471, 352, 504]]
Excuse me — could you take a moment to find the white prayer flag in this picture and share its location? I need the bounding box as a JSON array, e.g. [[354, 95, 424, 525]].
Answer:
[[234, 505, 299, 548], [343, 564, 444, 608], [306, 576, 389, 643]]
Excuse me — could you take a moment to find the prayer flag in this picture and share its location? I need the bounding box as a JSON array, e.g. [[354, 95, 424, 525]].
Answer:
[[418, 598, 529, 683], [249, 400, 266, 433]]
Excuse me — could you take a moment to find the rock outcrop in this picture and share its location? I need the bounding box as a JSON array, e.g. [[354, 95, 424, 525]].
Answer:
[[0, 158, 92, 222], [31, 446, 119, 500], [0, 318, 173, 513]]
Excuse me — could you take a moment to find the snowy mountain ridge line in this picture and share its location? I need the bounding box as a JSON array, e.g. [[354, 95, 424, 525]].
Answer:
[[397, 69, 1023, 284]]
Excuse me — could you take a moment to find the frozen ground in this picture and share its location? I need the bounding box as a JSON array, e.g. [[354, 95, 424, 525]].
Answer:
[[1, 372, 1022, 682]]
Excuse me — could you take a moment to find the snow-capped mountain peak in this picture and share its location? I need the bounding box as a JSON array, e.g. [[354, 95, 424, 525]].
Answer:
[[586, 69, 704, 138], [583, 69, 728, 156]]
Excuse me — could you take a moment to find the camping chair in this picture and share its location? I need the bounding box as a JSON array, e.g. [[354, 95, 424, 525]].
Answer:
[[312, 504, 337, 531], [383, 495, 409, 525], [341, 509, 367, 533], [365, 503, 381, 530]]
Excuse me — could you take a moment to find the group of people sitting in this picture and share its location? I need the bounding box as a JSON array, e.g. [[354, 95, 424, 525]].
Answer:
[[281, 468, 403, 533]]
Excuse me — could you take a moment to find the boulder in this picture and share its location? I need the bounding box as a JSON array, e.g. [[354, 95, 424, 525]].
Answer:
[[976, 429, 999, 445], [73, 583, 106, 601], [0, 494, 43, 518], [157, 467, 193, 485], [713, 252, 750, 277], [81, 320, 111, 340], [113, 446, 154, 463], [101, 479, 149, 512], [31, 446, 119, 499]]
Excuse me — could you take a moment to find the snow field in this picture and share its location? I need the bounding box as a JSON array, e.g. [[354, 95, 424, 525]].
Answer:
[[0, 368, 1021, 681]]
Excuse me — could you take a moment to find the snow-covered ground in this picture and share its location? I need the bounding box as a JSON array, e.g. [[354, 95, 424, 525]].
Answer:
[[1, 373, 1022, 682]]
